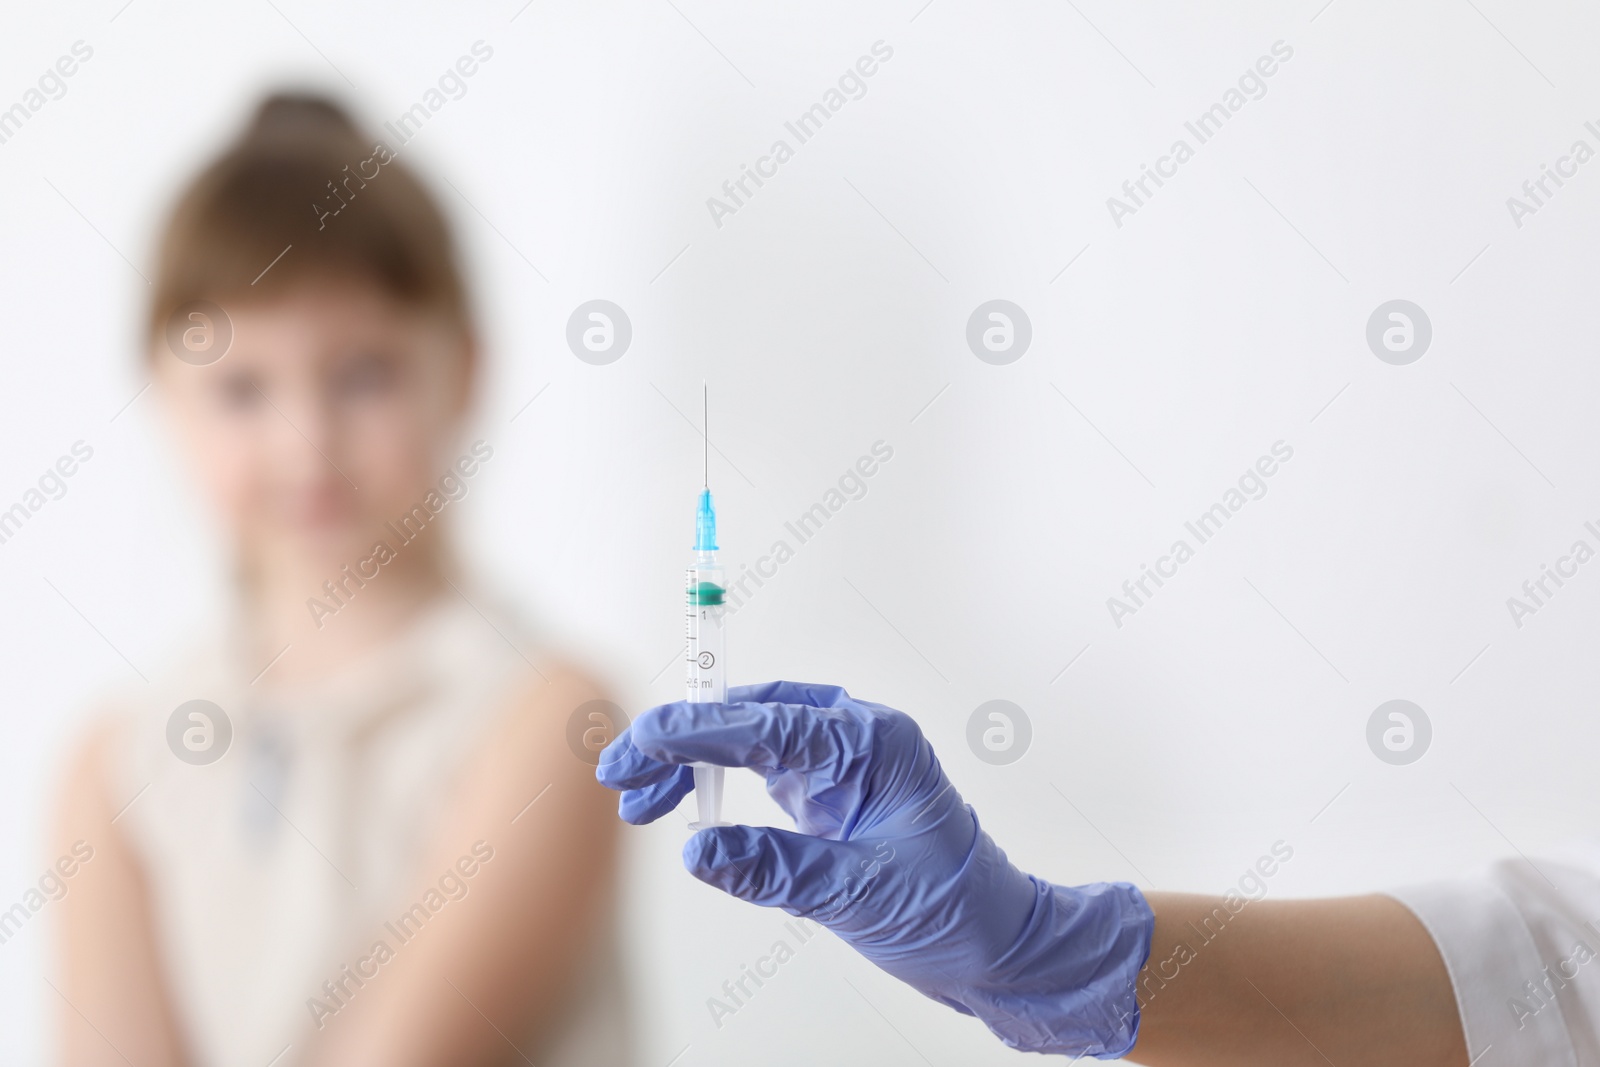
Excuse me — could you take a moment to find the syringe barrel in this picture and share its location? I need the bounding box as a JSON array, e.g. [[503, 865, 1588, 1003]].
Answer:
[[685, 552, 727, 829], [684, 552, 726, 703]]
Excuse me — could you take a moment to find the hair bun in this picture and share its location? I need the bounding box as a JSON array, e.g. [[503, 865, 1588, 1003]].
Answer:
[[247, 92, 360, 140]]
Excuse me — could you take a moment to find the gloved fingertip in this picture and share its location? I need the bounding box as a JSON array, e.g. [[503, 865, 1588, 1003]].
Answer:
[[617, 766, 694, 824], [616, 790, 656, 825], [684, 825, 861, 917], [596, 732, 684, 791], [682, 824, 758, 886], [682, 823, 734, 871], [593, 735, 631, 789]]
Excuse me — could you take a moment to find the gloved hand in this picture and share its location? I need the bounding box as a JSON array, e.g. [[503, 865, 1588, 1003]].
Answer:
[[596, 680, 1153, 1058]]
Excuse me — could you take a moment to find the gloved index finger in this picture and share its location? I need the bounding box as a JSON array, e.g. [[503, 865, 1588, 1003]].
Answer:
[[727, 680, 855, 709], [629, 697, 859, 775], [594, 723, 687, 790]]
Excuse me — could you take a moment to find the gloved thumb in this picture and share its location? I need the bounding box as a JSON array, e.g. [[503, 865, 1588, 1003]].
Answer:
[[684, 824, 878, 920]]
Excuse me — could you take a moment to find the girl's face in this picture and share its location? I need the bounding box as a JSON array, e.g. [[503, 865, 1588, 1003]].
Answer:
[[156, 278, 473, 577]]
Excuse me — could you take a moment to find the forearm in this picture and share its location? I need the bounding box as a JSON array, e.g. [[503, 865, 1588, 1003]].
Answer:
[[1128, 892, 1466, 1067]]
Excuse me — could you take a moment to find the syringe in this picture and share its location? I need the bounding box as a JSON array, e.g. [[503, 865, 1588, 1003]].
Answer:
[[685, 384, 727, 829]]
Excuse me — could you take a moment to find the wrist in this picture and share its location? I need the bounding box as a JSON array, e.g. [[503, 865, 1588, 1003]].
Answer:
[[970, 877, 1154, 1058]]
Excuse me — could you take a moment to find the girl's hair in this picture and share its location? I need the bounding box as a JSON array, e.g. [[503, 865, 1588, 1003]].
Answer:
[[148, 92, 470, 348]]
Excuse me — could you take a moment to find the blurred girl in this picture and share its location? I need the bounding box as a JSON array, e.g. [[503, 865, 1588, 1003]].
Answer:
[[52, 94, 626, 1067]]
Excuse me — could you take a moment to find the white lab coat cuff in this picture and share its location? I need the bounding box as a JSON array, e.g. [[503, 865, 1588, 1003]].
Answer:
[[1388, 881, 1579, 1067]]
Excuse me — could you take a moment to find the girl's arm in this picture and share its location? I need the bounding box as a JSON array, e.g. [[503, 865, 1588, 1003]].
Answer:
[[303, 664, 622, 1067], [53, 720, 192, 1067]]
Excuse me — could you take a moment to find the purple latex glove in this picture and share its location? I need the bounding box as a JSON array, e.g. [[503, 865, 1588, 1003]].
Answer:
[[596, 680, 1153, 1058]]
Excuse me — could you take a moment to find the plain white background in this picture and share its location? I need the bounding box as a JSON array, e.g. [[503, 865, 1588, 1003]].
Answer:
[[4, 1, 1600, 1063]]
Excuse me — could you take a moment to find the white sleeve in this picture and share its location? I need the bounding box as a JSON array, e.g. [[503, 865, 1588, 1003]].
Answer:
[[1389, 857, 1600, 1067]]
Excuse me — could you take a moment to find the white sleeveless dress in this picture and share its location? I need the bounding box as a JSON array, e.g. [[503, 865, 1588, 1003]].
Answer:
[[102, 594, 630, 1067]]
